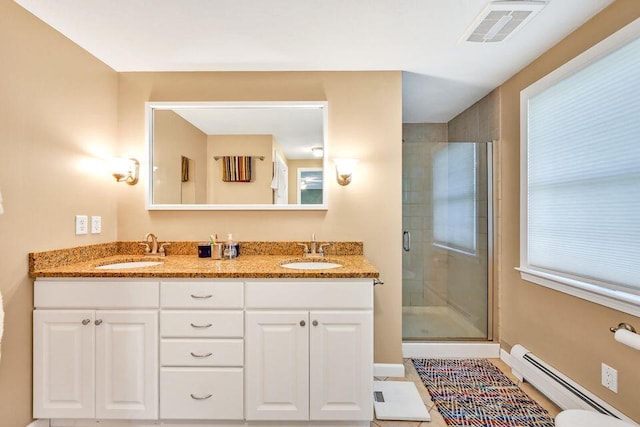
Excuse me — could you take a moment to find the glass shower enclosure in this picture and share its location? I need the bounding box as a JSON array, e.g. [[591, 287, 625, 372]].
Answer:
[[402, 141, 492, 341]]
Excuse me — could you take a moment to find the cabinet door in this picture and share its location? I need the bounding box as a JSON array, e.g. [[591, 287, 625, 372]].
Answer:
[[95, 311, 158, 419], [309, 311, 373, 421], [33, 310, 95, 419], [245, 311, 309, 420]]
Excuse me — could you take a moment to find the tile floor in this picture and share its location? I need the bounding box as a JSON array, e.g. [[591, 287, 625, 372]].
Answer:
[[371, 358, 561, 427]]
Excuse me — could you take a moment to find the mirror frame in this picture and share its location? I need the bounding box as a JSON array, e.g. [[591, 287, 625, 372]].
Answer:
[[145, 101, 329, 210]]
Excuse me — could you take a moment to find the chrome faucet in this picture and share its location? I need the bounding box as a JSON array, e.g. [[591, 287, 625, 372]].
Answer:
[[297, 233, 331, 258], [318, 242, 332, 256], [310, 233, 317, 255], [141, 233, 170, 256], [145, 233, 159, 254]]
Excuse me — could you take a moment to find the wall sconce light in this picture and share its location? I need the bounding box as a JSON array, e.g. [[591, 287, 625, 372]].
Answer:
[[311, 146, 324, 158], [110, 157, 139, 185], [334, 158, 358, 186]]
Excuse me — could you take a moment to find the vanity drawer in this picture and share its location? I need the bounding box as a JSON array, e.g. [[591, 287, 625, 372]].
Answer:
[[161, 282, 243, 309], [245, 280, 373, 309], [161, 311, 243, 338], [161, 339, 243, 367], [34, 280, 159, 309], [160, 368, 243, 420]]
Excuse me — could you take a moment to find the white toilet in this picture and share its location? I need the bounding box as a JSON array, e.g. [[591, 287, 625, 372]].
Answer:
[[555, 410, 635, 427]]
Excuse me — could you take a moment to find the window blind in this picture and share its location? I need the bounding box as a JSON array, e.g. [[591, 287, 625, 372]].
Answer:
[[526, 35, 640, 292], [433, 143, 477, 253]]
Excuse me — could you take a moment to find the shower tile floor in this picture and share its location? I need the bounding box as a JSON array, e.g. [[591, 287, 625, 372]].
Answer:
[[371, 358, 561, 427], [402, 306, 486, 340]]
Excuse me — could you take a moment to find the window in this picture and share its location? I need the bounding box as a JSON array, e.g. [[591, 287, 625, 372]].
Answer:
[[297, 168, 323, 205], [520, 21, 640, 315], [433, 143, 477, 254]]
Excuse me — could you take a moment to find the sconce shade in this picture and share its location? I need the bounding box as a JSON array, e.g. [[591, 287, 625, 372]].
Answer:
[[110, 157, 139, 185], [334, 158, 358, 186]]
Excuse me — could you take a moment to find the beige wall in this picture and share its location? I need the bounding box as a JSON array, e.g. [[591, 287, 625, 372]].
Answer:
[[206, 135, 273, 204], [0, 0, 119, 425], [153, 110, 207, 204], [117, 71, 403, 363], [287, 159, 323, 203], [498, 0, 640, 420]]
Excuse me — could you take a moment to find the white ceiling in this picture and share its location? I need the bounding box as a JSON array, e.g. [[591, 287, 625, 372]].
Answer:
[[172, 106, 324, 160], [15, 0, 614, 122]]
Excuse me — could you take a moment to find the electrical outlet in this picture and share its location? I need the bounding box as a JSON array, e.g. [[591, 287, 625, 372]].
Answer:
[[75, 215, 88, 235], [601, 363, 618, 393], [91, 216, 102, 234]]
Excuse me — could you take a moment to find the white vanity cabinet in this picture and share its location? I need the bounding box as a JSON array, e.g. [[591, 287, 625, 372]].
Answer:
[[33, 276, 374, 426], [33, 280, 159, 420], [245, 280, 373, 422]]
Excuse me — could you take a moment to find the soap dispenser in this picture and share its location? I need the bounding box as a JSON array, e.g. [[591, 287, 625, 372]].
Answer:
[[224, 234, 238, 259]]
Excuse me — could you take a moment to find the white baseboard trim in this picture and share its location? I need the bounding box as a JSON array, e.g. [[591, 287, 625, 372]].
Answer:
[[499, 348, 523, 381], [499, 348, 513, 365], [374, 363, 405, 378], [49, 420, 368, 427], [27, 420, 49, 427], [402, 342, 500, 359]]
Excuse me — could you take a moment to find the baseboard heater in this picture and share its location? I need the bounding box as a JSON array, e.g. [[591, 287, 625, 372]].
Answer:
[[509, 344, 636, 425]]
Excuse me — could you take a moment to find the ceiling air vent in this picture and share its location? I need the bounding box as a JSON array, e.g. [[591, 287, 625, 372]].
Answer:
[[461, 1, 547, 43]]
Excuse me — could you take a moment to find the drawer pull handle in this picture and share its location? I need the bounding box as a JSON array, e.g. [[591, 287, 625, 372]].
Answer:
[[82, 319, 91, 325], [190, 352, 213, 358], [190, 294, 213, 299], [95, 319, 103, 326], [190, 393, 212, 400], [190, 323, 212, 328]]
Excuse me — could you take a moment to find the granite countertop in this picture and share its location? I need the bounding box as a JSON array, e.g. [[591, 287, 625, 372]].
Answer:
[[29, 241, 379, 279], [31, 254, 379, 279]]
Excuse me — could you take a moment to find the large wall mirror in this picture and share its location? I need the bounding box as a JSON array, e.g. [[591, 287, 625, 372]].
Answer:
[[146, 101, 328, 210]]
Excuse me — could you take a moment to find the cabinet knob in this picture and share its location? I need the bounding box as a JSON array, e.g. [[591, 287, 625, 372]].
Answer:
[[190, 393, 212, 400], [300, 320, 306, 327], [94, 319, 103, 326], [82, 319, 91, 325], [312, 320, 318, 327]]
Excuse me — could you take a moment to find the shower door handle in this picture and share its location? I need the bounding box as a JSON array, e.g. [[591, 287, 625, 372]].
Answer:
[[403, 231, 411, 252]]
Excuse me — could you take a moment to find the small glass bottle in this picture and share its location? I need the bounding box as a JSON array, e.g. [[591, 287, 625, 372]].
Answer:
[[224, 233, 237, 259]]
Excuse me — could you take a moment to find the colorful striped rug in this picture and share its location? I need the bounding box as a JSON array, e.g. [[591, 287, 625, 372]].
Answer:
[[412, 358, 555, 427]]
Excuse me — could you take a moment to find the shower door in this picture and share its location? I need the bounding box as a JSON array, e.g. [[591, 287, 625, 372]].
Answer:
[[402, 141, 492, 341]]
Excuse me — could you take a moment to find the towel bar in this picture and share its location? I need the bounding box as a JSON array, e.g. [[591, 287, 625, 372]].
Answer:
[[214, 156, 265, 161]]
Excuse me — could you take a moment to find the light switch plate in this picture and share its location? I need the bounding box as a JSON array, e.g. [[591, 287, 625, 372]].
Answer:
[[91, 216, 101, 234], [75, 215, 88, 235]]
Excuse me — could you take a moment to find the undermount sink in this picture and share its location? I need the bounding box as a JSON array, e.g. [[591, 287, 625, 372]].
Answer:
[[280, 261, 342, 270], [96, 261, 164, 270]]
